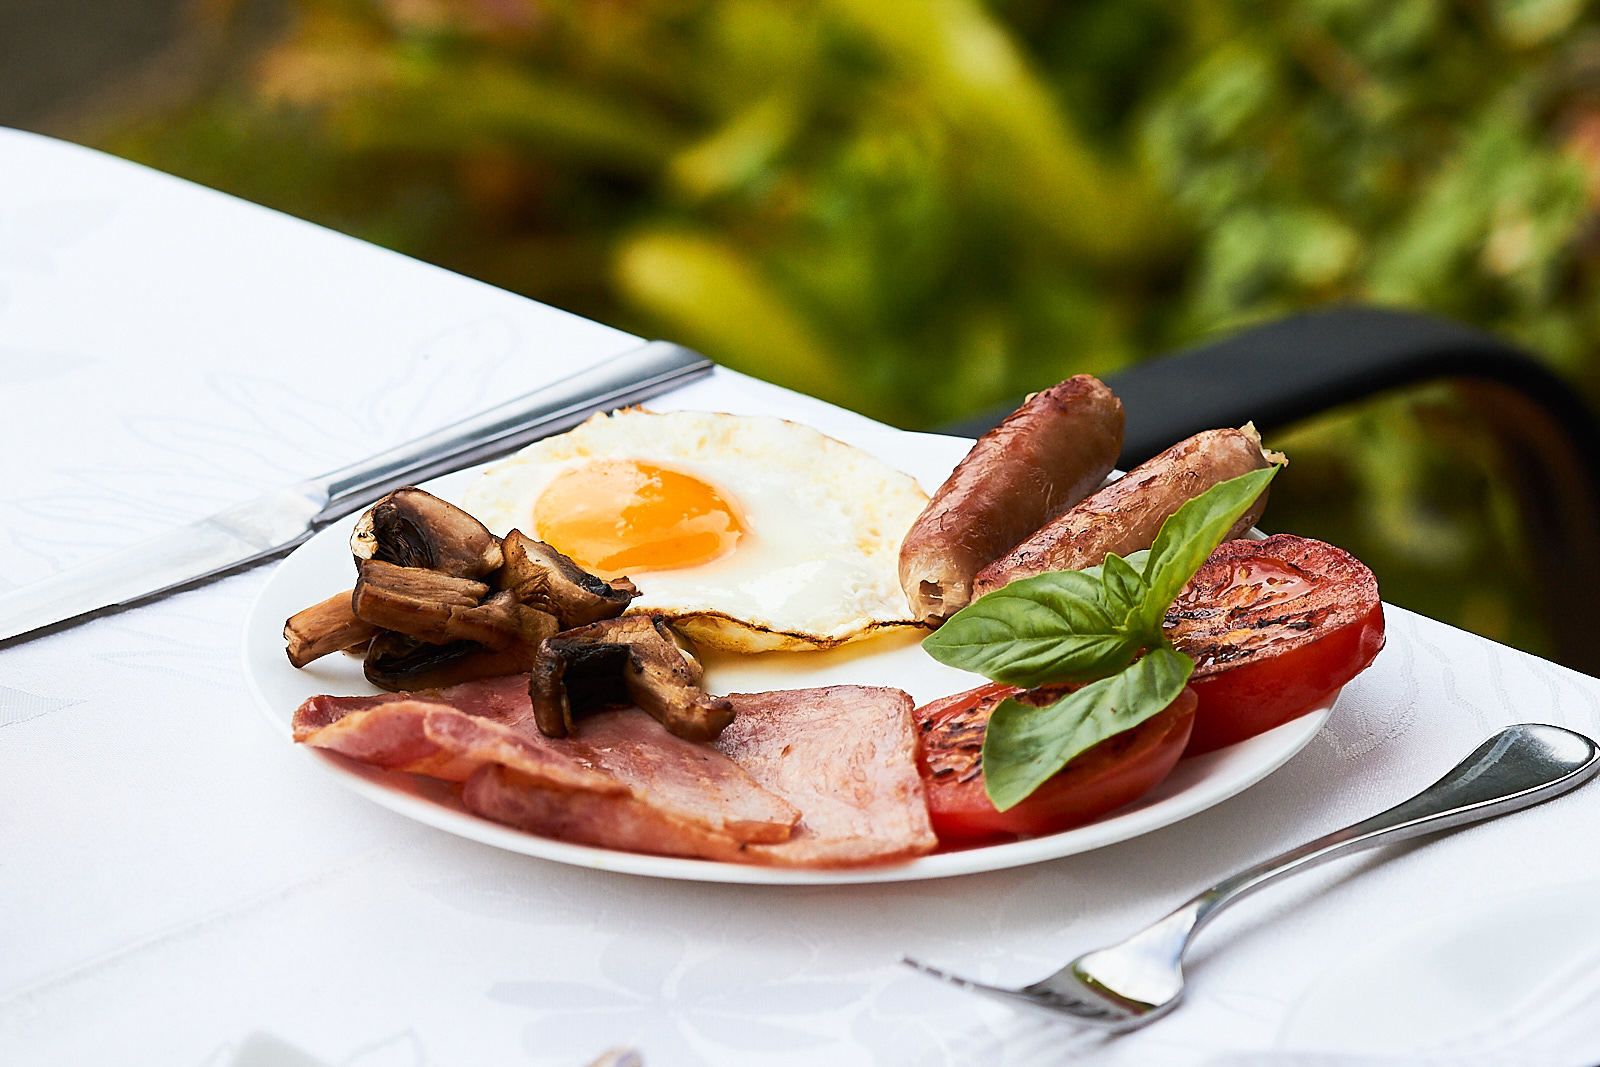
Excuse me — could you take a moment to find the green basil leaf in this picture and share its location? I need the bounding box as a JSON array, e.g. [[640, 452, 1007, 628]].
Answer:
[[1139, 466, 1278, 626], [981, 645, 1195, 810], [1118, 548, 1152, 574], [1096, 552, 1150, 624], [922, 571, 1144, 686]]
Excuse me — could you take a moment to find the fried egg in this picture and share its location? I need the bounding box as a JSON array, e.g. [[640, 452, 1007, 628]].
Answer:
[[462, 409, 930, 652]]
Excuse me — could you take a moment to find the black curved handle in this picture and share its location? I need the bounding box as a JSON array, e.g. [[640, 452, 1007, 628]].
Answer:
[[942, 305, 1600, 677], [1101, 306, 1600, 471]]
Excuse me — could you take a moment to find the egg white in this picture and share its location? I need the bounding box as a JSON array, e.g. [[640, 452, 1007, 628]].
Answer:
[[462, 409, 931, 652]]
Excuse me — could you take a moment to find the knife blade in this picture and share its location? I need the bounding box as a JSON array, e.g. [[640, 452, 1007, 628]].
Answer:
[[0, 340, 714, 645]]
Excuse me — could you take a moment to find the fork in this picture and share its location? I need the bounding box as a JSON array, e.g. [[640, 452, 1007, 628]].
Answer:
[[905, 722, 1600, 1032]]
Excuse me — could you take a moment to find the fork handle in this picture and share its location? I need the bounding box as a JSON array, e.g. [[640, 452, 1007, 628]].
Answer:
[[1147, 724, 1599, 955]]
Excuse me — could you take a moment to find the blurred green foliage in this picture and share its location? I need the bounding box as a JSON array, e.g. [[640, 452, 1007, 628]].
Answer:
[[99, 0, 1600, 663]]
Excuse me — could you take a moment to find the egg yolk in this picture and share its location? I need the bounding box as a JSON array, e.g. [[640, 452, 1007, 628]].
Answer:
[[535, 461, 743, 575]]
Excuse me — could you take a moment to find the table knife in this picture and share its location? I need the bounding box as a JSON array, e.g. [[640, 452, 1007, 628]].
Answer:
[[0, 340, 713, 645]]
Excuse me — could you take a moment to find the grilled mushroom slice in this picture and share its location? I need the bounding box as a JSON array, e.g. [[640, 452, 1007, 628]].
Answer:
[[461, 590, 562, 650], [351, 488, 503, 579], [529, 635, 633, 737], [530, 615, 734, 741], [287, 491, 632, 680], [363, 632, 534, 691], [350, 560, 563, 650], [283, 589, 377, 668], [497, 530, 639, 626], [625, 647, 735, 743], [351, 559, 490, 643]]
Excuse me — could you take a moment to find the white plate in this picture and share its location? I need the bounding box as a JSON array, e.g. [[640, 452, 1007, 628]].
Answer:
[[242, 428, 1332, 884]]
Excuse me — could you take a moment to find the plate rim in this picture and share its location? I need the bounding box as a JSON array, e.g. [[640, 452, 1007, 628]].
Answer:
[[241, 427, 1334, 885]]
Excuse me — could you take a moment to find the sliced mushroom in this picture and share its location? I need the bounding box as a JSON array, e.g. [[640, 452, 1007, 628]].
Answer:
[[357, 594, 555, 692], [497, 530, 639, 627], [351, 561, 562, 652], [351, 488, 503, 579], [350, 559, 491, 644], [363, 632, 534, 691], [625, 619, 732, 742], [288, 491, 634, 684], [530, 615, 734, 741], [459, 590, 562, 649], [624, 655, 735, 743], [283, 589, 378, 668], [529, 633, 633, 738]]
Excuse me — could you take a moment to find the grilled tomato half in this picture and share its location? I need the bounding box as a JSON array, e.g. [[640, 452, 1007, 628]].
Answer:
[[1166, 533, 1384, 755], [914, 682, 1196, 843]]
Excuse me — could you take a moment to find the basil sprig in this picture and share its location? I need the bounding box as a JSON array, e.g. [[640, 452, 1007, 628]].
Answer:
[[922, 465, 1279, 810], [982, 647, 1194, 810]]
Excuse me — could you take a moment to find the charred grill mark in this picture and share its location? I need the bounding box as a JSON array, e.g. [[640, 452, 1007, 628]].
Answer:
[[919, 684, 1078, 784], [1165, 535, 1381, 681], [1255, 616, 1315, 631], [920, 703, 993, 780], [1189, 644, 1259, 666], [1164, 607, 1220, 624]]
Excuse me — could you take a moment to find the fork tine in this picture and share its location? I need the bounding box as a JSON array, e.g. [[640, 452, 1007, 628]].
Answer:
[[899, 956, 993, 992], [1019, 978, 1134, 1024], [900, 957, 1133, 1029], [900, 956, 1032, 1001]]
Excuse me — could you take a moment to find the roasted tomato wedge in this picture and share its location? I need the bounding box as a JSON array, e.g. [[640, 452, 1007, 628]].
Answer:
[[915, 682, 1196, 844], [1165, 533, 1384, 755]]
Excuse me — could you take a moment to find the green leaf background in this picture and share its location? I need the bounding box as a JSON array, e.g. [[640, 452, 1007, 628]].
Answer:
[[78, 0, 1600, 662]]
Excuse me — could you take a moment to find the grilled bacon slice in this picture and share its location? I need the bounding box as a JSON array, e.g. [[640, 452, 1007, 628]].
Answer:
[[714, 685, 937, 867], [293, 676, 935, 867], [294, 674, 799, 854]]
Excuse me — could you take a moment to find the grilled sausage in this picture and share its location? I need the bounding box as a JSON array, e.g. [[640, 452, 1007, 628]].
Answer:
[[971, 425, 1280, 596], [899, 375, 1124, 622]]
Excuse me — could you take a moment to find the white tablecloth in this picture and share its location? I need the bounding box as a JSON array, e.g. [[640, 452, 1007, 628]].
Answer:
[[4, 128, 1600, 1067]]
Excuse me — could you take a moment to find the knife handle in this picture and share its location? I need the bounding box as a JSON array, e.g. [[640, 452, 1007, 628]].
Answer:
[[306, 341, 714, 524]]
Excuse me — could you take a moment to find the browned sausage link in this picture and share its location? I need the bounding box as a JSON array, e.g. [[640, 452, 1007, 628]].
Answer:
[[971, 426, 1278, 597], [898, 375, 1124, 622]]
